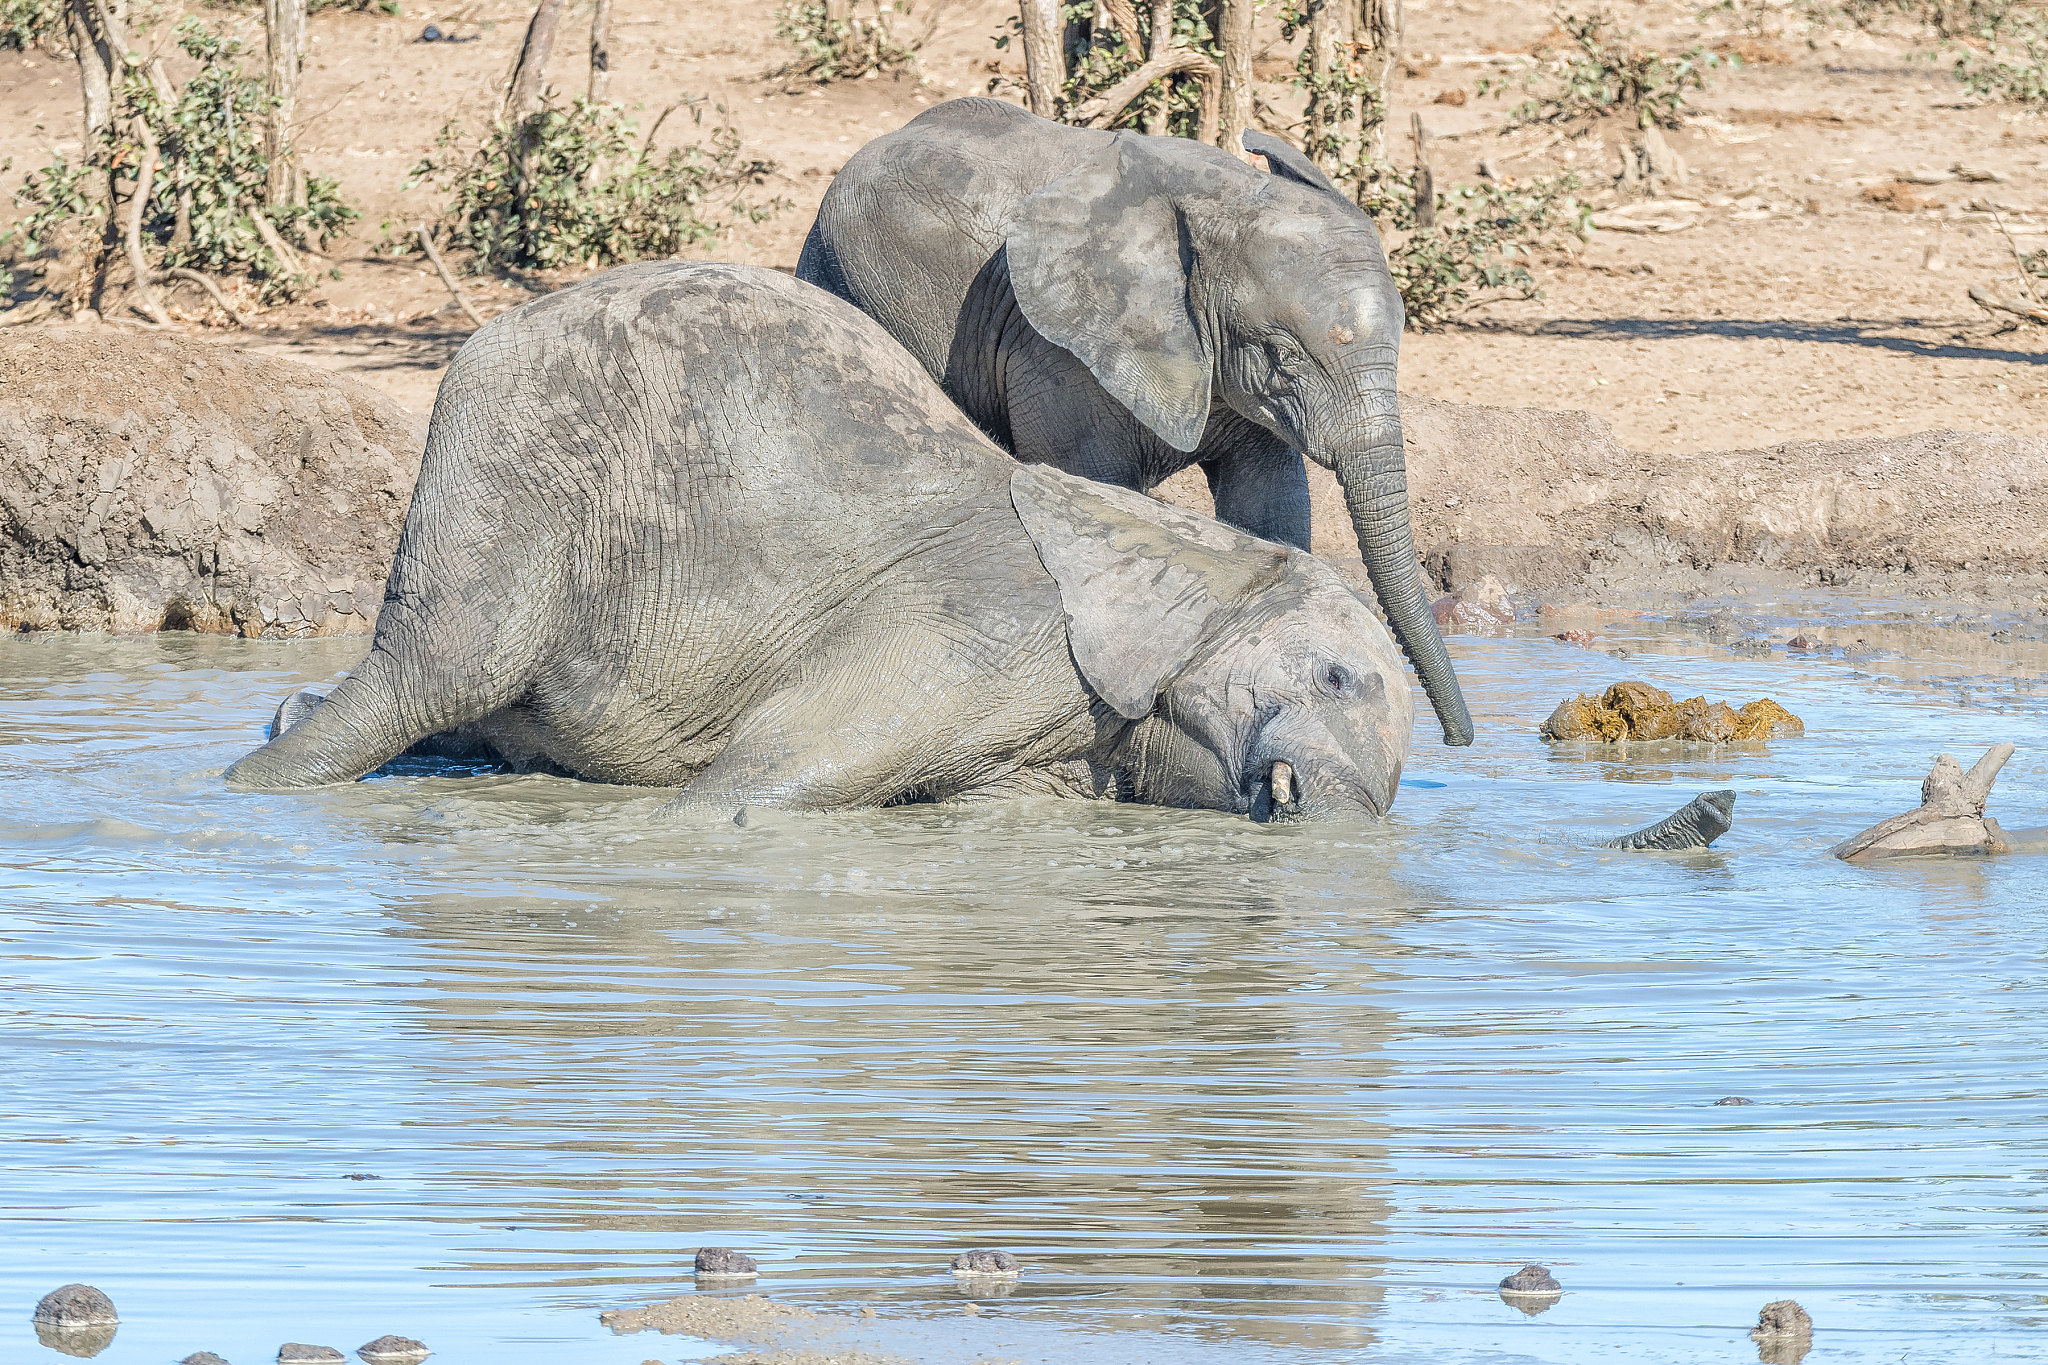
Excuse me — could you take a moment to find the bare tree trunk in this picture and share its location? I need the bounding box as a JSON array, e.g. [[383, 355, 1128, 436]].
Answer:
[[1362, 0, 1401, 157], [1142, 0, 1172, 134], [1303, 0, 1350, 176], [1217, 0, 1253, 159], [66, 0, 113, 145], [124, 117, 169, 325], [263, 0, 307, 207], [1411, 112, 1433, 229], [588, 0, 613, 100], [506, 0, 567, 124], [1020, 0, 1064, 118]]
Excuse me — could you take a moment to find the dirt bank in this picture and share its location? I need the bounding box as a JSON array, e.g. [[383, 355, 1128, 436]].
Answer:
[[0, 327, 422, 635], [1157, 395, 2048, 627]]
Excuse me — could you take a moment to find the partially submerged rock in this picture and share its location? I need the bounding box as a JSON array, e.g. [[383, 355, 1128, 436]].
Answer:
[[1497, 1263, 1562, 1314], [601, 1293, 831, 1344], [180, 1355, 231, 1365], [357, 1337, 430, 1364], [1430, 573, 1514, 634], [1541, 682, 1803, 745], [949, 1249, 1021, 1277], [694, 1246, 759, 1277], [1832, 743, 2016, 860], [34, 1286, 118, 1327], [1751, 1299, 1813, 1362], [1602, 790, 1736, 849], [277, 1348, 344, 1364]]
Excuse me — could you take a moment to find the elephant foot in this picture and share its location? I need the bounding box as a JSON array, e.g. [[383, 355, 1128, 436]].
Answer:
[[1601, 790, 1736, 850]]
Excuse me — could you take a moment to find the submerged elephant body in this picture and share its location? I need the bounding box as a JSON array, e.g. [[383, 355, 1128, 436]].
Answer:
[[226, 264, 1412, 819], [797, 97, 1471, 746]]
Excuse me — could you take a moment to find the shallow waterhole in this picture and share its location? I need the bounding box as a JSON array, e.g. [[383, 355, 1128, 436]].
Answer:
[[2, 614, 2043, 1365]]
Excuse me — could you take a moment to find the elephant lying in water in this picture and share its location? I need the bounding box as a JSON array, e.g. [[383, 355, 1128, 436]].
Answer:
[[226, 263, 1413, 820]]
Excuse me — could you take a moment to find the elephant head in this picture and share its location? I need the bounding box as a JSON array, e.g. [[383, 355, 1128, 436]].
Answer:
[[1013, 465, 1412, 821], [1004, 131, 1472, 748]]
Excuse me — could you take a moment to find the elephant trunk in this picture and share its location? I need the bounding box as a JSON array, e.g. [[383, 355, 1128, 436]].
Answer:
[[1325, 415, 1474, 747]]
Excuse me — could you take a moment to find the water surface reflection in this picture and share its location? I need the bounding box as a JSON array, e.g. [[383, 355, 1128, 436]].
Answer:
[[2, 622, 2044, 1364]]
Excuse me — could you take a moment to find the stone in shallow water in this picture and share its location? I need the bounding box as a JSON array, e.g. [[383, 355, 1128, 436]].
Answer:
[[694, 1246, 758, 1276], [1498, 1264, 1561, 1295], [950, 1249, 1020, 1276], [34, 1285, 118, 1327], [180, 1355, 231, 1365], [277, 1346, 345, 1364], [357, 1336, 430, 1363], [1715, 1096, 1756, 1106], [1751, 1299, 1814, 1363]]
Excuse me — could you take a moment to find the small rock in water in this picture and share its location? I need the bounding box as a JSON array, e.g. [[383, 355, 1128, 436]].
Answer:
[[34, 1286, 118, 1326], [951, 1248, 1021, 1277], [694, 1246, 759, 1276], [357, 1336, 430, 1363], [181, 1355, 232, 1365], [343, 1173, 381, 1181], [1751, 1299, 1812, 1338], [1715, 1096, 1756, 1106], [1497, 1264, 1561, 1296], [277, 1346, 346, 1364], [1787, 634, 1821, 650], [1551, 629, 1598, 648]]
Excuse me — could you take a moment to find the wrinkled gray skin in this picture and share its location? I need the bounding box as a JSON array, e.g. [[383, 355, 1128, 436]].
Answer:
[[1602, 790, 1736, 850], [797, 97, 1471, 747], [224, 264, 1412, 820]]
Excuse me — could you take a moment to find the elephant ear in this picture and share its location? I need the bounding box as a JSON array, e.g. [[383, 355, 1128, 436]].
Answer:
[[1005, 135, 1217, 453], [1011, 464, 1289, 720], [1241, 130, 1351, 205]]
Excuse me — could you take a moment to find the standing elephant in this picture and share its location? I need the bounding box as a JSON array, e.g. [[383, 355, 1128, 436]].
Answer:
[[225, 263, 1413, 820], [796, 96, 1472, 747]]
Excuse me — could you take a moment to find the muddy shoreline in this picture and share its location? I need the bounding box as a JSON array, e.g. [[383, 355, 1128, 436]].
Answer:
[[5, 330, 2042, 640]]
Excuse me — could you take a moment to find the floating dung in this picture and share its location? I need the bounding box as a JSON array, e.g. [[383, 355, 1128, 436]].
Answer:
[[1715, 1096, 1756, 1106], [1541, 682, 1802, 744], [950, 1249, 1020, 1277], [1832, 743, 2016, 860], [34, 1286, 117, 1327], [693, 1247, 758, 1277], [357, 1337, 430, 1364], [277, 1346, 345, 1364], [1601, 790, 1735, 850]]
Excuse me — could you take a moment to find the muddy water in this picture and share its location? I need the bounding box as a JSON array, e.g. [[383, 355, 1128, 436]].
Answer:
[[2, 616, 2044, 1365]]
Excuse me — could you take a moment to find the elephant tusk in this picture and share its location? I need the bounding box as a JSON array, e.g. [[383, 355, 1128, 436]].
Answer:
[[1270, 760, 1295, 806]]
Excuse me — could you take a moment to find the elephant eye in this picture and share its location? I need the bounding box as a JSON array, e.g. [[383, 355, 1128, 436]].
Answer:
[[1323, 663, 1354, 695]]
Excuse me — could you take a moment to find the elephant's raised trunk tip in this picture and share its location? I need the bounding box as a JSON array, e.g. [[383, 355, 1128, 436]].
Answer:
[[1331, 441, 1474, 748]]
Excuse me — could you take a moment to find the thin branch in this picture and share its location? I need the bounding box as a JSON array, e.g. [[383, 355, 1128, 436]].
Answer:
[[157, 268, 250, 326], [1071, 46, 1220, 128], [1990, 205, 2042, 305], [1969, 283, 2048, 325], [123, 121, 171, 326], [249, 207, 305, 276], [416, 224, 487, 328]]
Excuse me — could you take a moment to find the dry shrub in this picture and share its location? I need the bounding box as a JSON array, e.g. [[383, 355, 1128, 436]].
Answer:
[[1861, 180, 1939, 211]]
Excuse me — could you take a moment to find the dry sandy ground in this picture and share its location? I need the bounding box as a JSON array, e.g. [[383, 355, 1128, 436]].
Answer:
[[1, 0, 2043, 447]]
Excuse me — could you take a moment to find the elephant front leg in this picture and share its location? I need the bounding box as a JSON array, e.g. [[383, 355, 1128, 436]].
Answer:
[[1203, 431, 1313, 551]]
